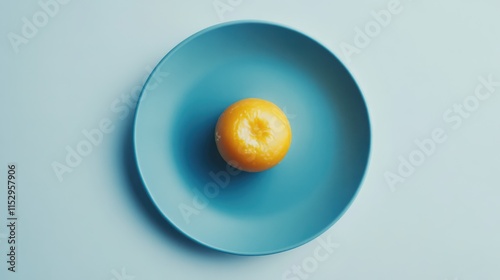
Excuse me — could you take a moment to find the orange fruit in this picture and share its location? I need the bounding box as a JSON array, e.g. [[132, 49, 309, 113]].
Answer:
[[215, 98, 292, 172]]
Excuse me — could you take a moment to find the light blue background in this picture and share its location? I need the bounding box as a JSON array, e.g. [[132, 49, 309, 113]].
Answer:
[[1, 0, 500, 279]]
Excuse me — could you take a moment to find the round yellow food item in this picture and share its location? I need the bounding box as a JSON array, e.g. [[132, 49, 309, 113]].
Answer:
[[215, 98, 292, 172]]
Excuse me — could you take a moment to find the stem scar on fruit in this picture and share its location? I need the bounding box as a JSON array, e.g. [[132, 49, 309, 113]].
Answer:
[[215, 98, 292, 172]]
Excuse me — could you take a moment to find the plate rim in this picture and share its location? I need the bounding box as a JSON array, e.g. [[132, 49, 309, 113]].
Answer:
[[132, 20, 372, 256]]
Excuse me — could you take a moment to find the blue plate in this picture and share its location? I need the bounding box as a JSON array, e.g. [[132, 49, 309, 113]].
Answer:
[[133, 21, 370, 255]]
